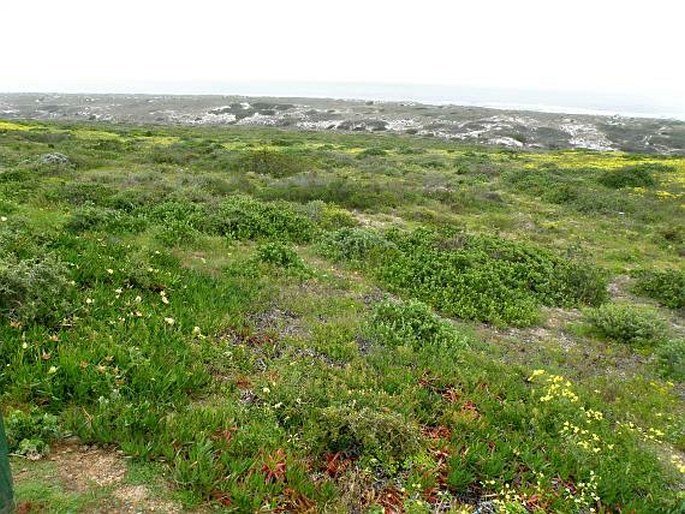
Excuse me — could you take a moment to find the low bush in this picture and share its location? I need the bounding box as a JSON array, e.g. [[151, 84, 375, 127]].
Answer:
[[256, 242, 308, 274], [154, 219, 202, 247], [316, 227, 395, 263], [5, 408, 61, 458], [235, 148, 308, 177], [317, 228, 608, 326], [313, 405, 420, 464], [356, 148, 388, 158], [378, 229, 608, 326], [584, 303, 668, 346], [45, 182, 115, 206], [212, 196, 315, 243], [260, 175, 418, 211], [366, 299, 469, 350], [299, 200, 357, 230], [656, 339, 685, 381], [0, 255, 73, 324], [66, 205, 146, 234], [632, 268, 685, 309], [597, 164, 664, 189], [142, 196, 315, 243]]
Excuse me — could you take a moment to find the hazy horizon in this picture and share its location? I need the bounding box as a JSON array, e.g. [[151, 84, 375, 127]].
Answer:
[[4, 1, 683, 121], [3, 81, 684, 121]]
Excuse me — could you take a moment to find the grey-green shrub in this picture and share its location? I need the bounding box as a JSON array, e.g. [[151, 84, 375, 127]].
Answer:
[[0, 255, 73, 324], [313, 405, 419, 464], [367, 299, 469, 350], [632, 268, 685, 309], [316, 227, 395, 263], [656, 339, 685, 381], [256, 241, 307, 272], [584, 303, 668, 346]]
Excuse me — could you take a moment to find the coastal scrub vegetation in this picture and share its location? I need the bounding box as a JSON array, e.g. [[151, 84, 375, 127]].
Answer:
[[0, 120, 684, 512]]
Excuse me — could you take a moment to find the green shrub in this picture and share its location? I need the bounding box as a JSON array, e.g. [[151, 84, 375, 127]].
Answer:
[[584, 303, 668, 346], [235, 148, 307, 177], [0, 218, 44, 259], [45, 182, 114, 206], [597, 164, 662, 189], [299, 200, 357, 230], [316, 227, 395, 263], [211, 196, 315, 243], [655, 339, 685, 381], [367, 299, 469, 351], [154, 219, 201, 247], [377, 229, 607, 326], [260, 174, 418, 210], [632, 268, 685, 309], [0, 255, 73, 324], [5, 408, 61, 458], [317, 227, 608, 326], [142, 196, 315, 243], [313, 405, 420, 464], [256, 242, 308, 273], [356, 148, 388, 158], [66, 205, 146, 234]]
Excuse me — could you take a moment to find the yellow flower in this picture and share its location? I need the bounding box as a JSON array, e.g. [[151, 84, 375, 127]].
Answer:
[[528, 369, 545, 381]]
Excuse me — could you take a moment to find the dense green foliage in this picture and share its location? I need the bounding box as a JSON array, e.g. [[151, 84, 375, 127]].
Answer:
[[320, 227, 608, 326]]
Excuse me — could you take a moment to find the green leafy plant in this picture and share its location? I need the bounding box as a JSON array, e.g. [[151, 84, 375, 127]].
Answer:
[[5, 408, 61, 458]]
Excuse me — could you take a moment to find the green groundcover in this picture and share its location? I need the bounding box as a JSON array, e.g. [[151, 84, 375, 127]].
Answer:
[[0, 414, 13, 514]]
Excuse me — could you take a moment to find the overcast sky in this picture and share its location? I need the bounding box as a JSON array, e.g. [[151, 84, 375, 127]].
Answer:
[[3, 0, 684, 114]]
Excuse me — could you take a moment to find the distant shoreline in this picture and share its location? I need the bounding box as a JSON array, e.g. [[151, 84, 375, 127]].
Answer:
[[2, 82, 683, 121]]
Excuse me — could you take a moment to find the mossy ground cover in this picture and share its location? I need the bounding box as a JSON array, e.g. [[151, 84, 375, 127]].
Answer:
[[1, 121, 684, 512]]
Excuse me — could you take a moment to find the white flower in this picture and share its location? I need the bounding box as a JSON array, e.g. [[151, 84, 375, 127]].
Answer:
[[0, 216, 7, 222], [164, 317, 175, 325], [106, 269, 114, 274], [85, 298, 94, 305], [48, 366, 58, 374]]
